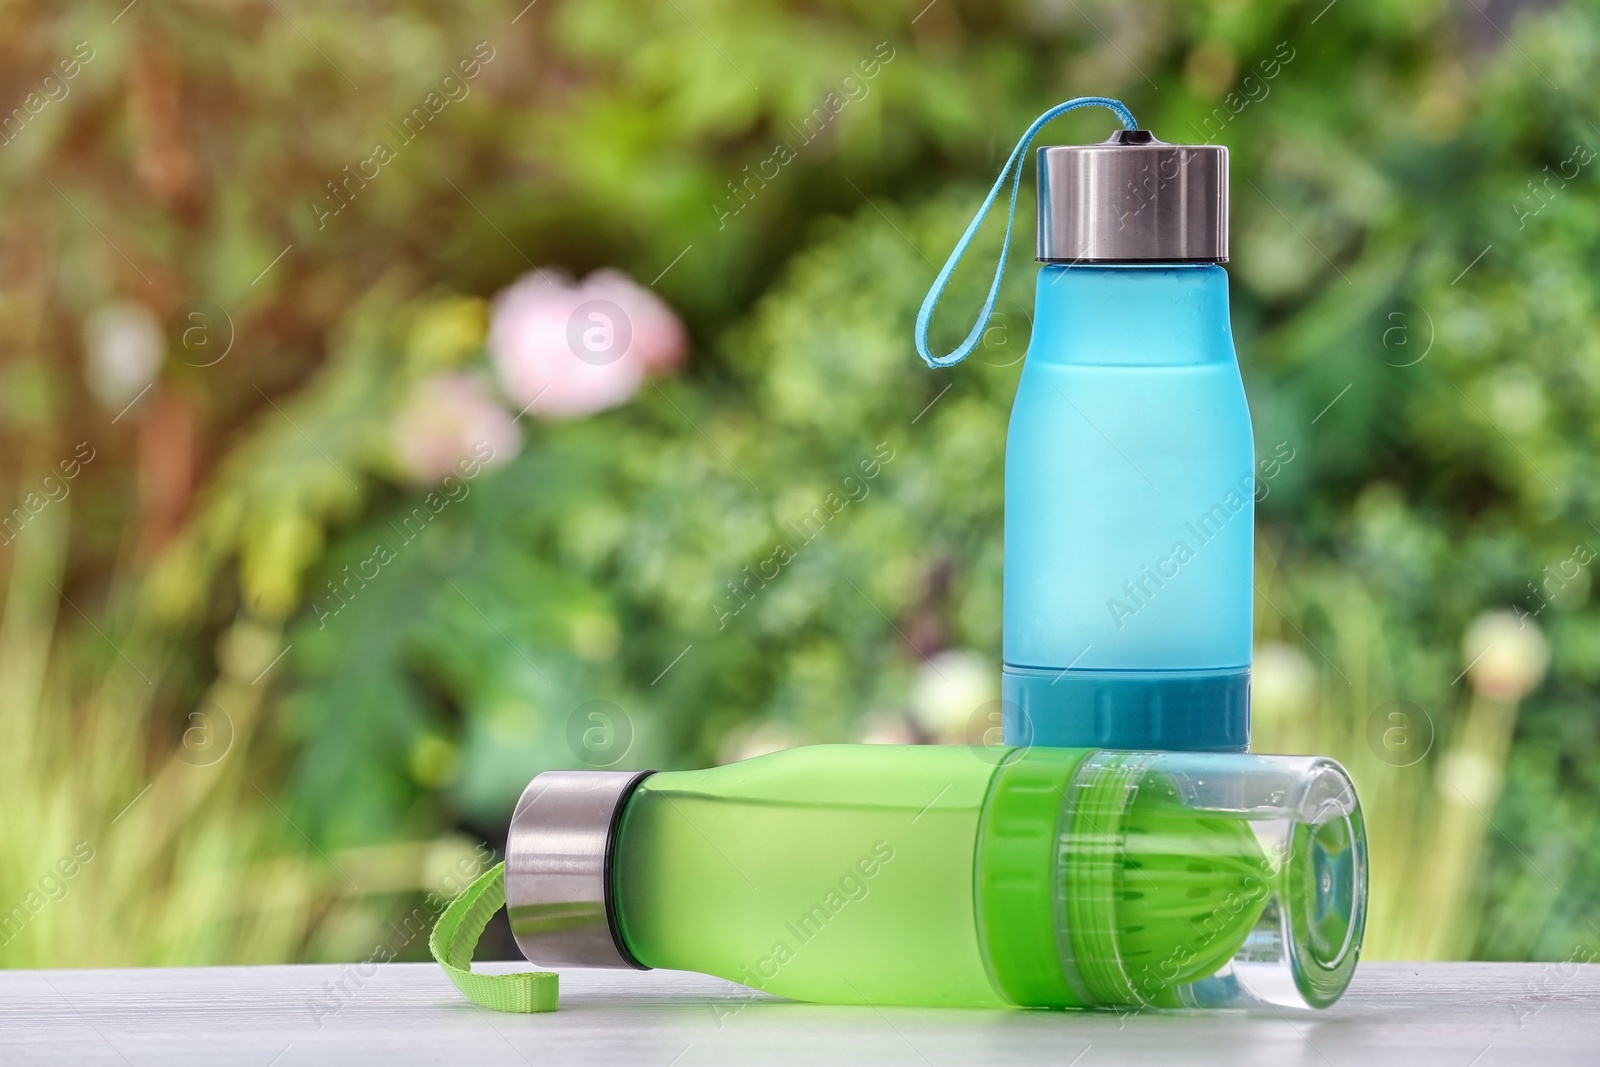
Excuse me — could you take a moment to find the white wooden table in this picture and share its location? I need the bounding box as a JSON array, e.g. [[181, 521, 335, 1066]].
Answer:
[[2, 962, 1596, 1065]]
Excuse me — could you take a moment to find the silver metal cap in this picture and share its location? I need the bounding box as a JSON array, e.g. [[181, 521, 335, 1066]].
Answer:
[[1037, 129, 1228, 263], [505, 768, 654, 969]]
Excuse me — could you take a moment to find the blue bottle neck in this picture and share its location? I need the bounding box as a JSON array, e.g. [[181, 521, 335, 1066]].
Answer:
[[1031, 264, 1235, 367]]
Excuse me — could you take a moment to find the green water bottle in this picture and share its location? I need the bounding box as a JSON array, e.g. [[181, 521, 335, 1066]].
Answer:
[[463, 744, 1365, 1012]]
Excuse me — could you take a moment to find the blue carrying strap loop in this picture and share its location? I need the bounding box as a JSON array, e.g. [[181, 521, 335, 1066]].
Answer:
[[914, 97, 1138, 369]]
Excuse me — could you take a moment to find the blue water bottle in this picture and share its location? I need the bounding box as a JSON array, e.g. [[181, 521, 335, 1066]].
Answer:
[[917, 98, 1253, 751]]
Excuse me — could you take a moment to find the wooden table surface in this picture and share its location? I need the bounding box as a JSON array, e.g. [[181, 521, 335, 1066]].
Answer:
[[1, 962, 1596, 1065]]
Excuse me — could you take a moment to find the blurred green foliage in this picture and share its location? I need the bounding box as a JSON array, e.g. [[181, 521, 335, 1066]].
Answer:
[[3, 0, 1600, 966]]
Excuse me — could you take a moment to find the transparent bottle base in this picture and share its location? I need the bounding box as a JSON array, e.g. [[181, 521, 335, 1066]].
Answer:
[[1055, 751, 1367, 1010], [1002, 664, 1250, 751]]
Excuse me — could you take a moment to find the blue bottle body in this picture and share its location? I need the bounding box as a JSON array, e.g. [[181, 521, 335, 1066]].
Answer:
[[1002, 265, 1253, 750]]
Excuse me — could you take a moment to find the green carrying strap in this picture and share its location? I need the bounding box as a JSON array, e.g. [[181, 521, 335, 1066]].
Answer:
[[431, 862, 559, 1013]]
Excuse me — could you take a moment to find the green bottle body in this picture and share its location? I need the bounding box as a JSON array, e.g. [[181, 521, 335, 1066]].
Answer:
[[613, 744, 1007, 1007], [611, 744, 1367, 1011]]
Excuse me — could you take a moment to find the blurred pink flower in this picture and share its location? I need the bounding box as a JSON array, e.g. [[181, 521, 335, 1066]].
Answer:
[[488, 268, 688, 420], [391, 373, 521, 483]]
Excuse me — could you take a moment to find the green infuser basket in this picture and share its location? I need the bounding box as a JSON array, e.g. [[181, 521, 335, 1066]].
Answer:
[[434, 745, 1366, 1013]]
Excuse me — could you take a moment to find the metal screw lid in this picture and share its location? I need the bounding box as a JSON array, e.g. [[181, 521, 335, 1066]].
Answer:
[[1037, 129, 1228, 263], [504, 768, 655, 969]]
